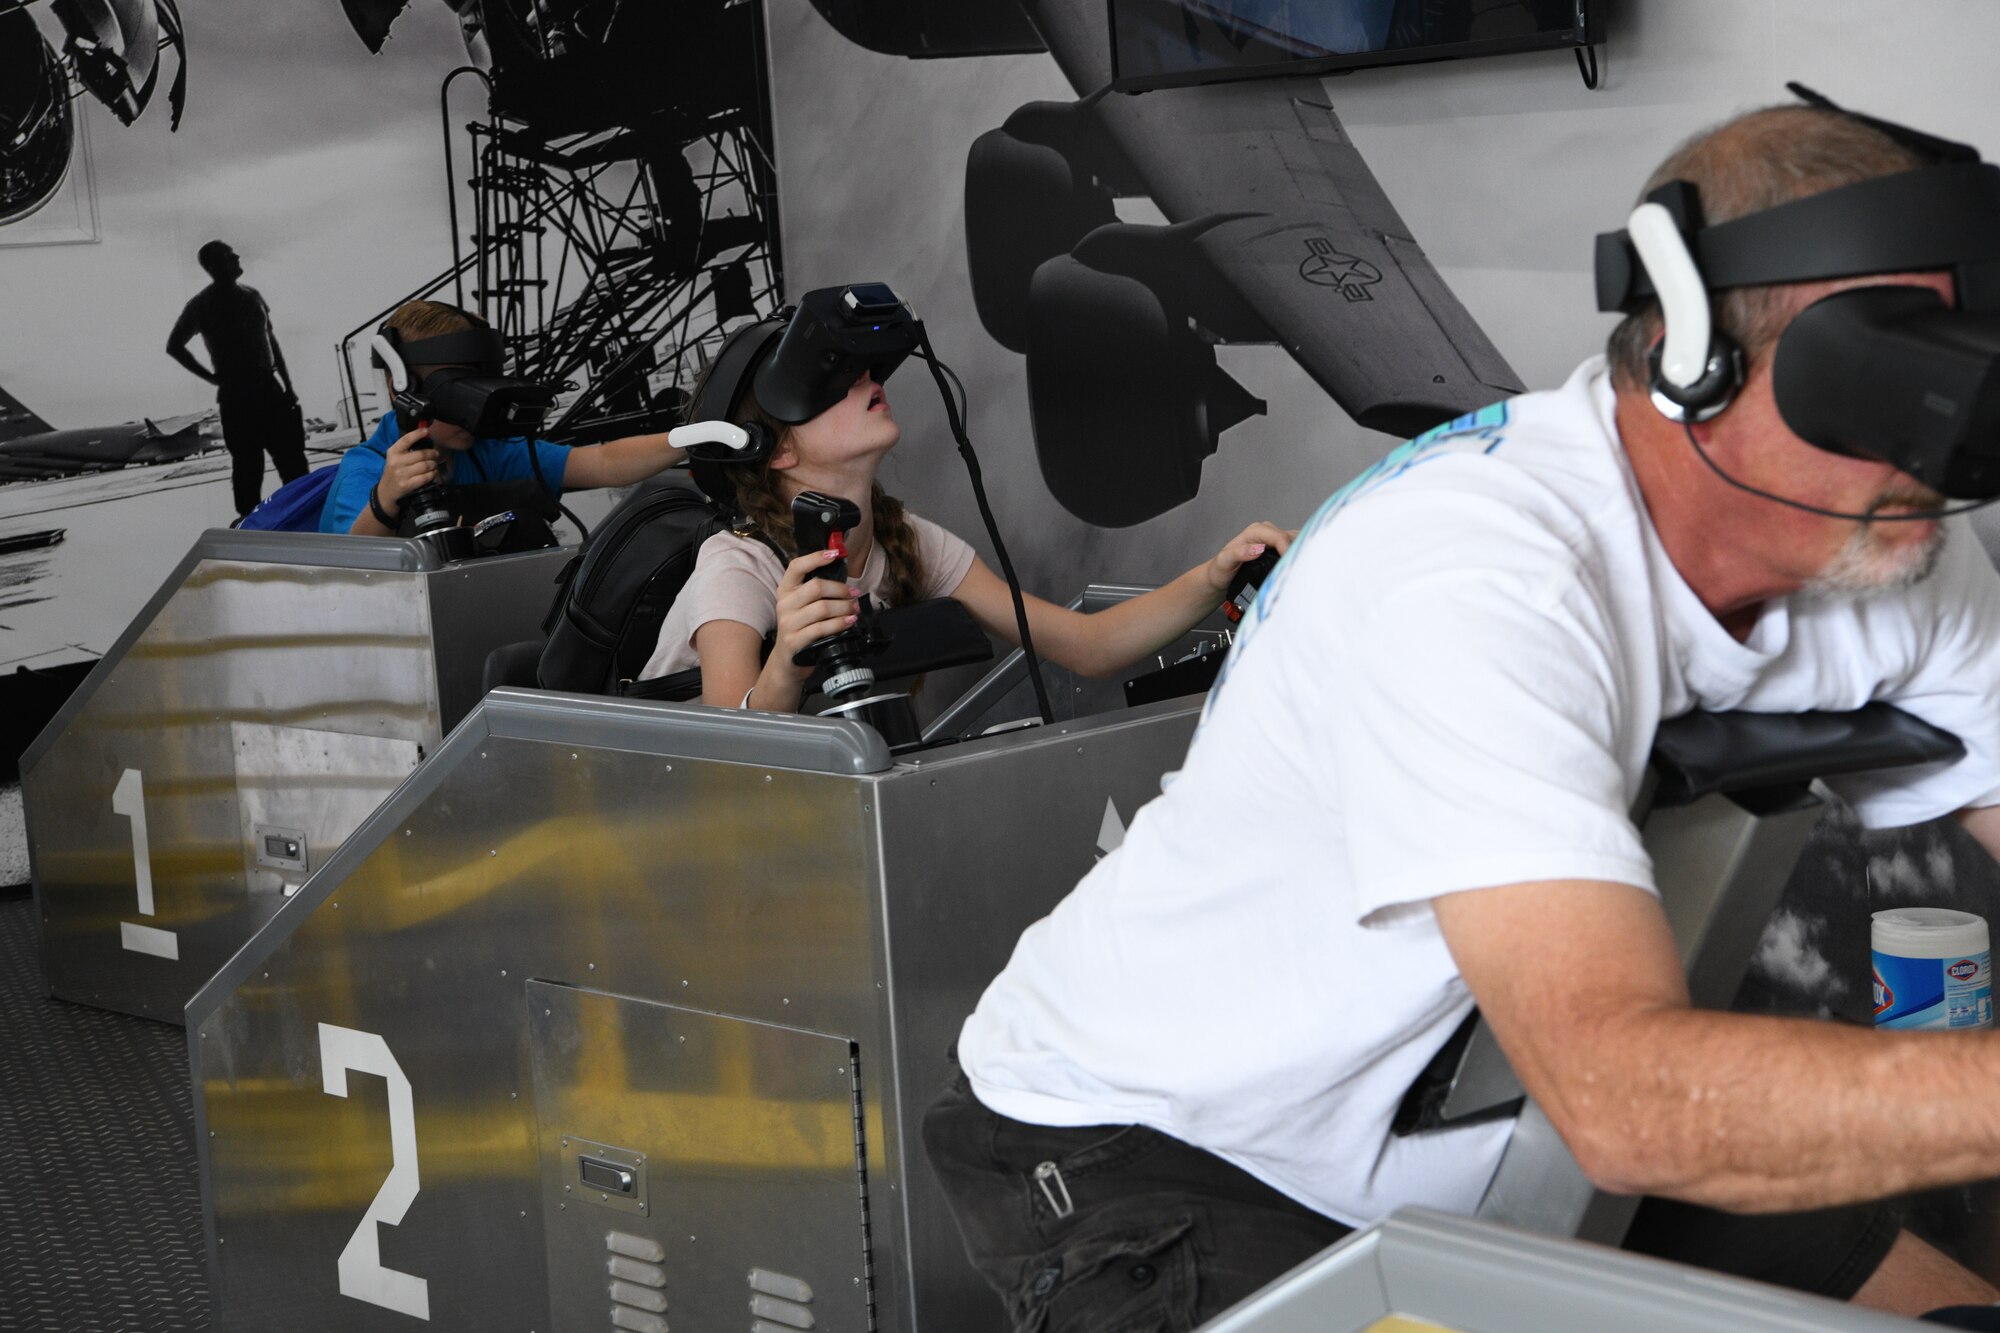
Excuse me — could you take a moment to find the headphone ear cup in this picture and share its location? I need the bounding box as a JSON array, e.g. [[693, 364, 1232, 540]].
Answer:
[[1648, 331, 1743, 423], [369, 331, 409, 393]]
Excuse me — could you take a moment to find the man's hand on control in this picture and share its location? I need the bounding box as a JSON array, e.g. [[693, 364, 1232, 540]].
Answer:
[[378, 424, 448, 507], [1203, 521, 1295, 596]]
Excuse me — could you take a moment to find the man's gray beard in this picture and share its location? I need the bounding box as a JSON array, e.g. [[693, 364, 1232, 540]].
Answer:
[[1802, 520, 1949, 597]]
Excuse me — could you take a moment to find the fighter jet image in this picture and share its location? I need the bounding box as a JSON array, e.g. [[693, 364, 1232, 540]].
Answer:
[[809, 0, 1527, 525], [0, 383, 213, 482]]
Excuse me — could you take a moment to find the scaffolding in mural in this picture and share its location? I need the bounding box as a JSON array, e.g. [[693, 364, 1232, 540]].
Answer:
[[335, 0, 783, 444]]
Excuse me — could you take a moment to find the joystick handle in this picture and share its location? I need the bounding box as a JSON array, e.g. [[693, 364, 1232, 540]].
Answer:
[[1222, 546, 1281, 624], [790, 490, 871, 673]]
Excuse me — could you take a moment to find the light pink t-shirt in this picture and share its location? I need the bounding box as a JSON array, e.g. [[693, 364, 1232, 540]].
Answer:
[[638, 511, 978, 680]]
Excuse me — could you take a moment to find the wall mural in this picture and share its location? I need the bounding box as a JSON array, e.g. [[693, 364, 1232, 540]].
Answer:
[[818, 0, 1522, 526], [0, 0, 1995, 1273], [0, 0, 184, 227]]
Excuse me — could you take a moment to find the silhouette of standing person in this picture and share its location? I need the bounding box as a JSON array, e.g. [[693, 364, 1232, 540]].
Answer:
[[166, 240, 309, 516]]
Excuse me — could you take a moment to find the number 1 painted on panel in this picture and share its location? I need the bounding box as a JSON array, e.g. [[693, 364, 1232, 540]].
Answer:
[[112, 768, 177, 959]]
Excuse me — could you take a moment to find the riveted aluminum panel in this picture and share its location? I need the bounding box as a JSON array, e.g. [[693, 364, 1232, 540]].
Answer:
[[530, 985, 872, 1333], [25, 535, 570, 1024]]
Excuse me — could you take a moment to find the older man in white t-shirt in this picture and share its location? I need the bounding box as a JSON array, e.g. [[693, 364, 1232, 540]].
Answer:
[[928, 104, 2000, 1330]]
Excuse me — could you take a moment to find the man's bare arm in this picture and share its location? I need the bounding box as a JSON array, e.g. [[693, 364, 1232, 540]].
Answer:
[[1957, 804, 2000, 863], [166, 332, 216, 385], [1433, 878, 2000, 1213]]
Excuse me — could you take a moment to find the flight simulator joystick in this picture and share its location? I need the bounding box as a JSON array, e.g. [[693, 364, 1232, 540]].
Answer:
[[789, 490, 919, 749]]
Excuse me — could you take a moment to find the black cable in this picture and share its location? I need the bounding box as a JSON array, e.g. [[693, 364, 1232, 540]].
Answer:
[[527, 440, 591, 542], [1679, 418, 1997, 522], [1574, 44, 1598, 91], [912, 325, 1055, 726]]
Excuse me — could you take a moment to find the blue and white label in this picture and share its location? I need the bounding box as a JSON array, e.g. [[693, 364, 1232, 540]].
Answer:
[[1873, 949, 1992, 1030]]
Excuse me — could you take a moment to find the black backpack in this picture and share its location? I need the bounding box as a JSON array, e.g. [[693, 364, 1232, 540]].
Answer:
[[536, 475, 774, 699]]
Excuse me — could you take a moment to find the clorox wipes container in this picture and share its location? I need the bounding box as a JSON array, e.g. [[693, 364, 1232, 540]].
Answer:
[[1872, 908, 1993, 1030]]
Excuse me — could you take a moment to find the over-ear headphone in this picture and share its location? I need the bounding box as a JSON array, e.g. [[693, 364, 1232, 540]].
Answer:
[[369, 328, 413, 394], [1626, 187, 1745, 423]]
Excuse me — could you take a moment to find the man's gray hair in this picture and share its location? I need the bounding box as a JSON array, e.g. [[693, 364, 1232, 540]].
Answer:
[[1605, 107, 1925, 389]]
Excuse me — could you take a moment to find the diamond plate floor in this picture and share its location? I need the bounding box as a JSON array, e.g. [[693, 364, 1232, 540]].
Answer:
[[0, 897, 207, 1331]]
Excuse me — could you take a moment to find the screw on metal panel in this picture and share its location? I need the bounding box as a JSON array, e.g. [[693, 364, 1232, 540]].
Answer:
[[601, 1193, 608, 1202], [1077, 746, 1084, 754], [639, 1204, 647, 1214], [564, 1185, 571, 1193], [782, 998, 790, 1005], [501, 969, 508, 977], [544, 1009, 551, 1016], [680, 979, 688, 987], [510, 1092, 517, 1100], [559, 1203, 566, 1211], [332, 902, 340, 909], [481, 752, 487, 759], [663, 764, 672, 772], [563, 1138, 570, 1147], [209, 1131, 214, 1137], [677, 1036, 685, 1044], [405, 829, 411, 837], [489, 850, 497, 857], [863, 805, 870, 812], [587, 963, 595, 970], [520, 1211, 526, 1218], [571, 753, 578, 760], [763, 774, 772, 783]]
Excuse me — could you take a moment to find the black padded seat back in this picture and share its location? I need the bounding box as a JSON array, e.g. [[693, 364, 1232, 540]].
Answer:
[[1649, 703, 1965, 809], [1396, 703, 1967, 1143], [482, 639, 545, 694]]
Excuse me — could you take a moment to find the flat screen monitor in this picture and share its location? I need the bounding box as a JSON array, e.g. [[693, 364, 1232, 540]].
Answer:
[[1108, 0, 1600, 92]]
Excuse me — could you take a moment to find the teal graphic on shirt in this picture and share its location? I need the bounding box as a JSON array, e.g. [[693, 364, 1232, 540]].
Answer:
[[1201, 401, 1511, 714]]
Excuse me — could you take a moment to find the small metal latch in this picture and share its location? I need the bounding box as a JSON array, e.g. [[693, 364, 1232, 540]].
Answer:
[[253, 824, 308, 873], [579, 1155, 636, 1195], [1032, 1161, 1074, 1219]]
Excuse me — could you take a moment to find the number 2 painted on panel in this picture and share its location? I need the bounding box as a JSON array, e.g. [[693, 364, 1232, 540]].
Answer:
[[112, 768, 177, 959], [319, 1023, 431, 1321]]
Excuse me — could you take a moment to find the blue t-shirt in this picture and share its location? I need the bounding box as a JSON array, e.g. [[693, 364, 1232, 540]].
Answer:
[[319, 411, 571, 533]]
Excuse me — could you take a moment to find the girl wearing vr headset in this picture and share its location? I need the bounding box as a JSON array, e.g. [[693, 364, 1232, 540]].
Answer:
[[323, 300, 689, 536], [639, 310, 1291, 714]]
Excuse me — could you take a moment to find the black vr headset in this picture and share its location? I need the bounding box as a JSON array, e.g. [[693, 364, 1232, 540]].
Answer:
[[670, 282, 920, 505], [369, 317, 558, 440], [1595, 85, 2000, 500]]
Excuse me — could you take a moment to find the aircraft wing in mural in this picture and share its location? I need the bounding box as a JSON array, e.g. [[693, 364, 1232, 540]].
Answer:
[[812, 0, 1523, 526]]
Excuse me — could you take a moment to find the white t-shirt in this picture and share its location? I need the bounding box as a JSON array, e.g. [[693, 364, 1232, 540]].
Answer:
[[957, 357, 2000, 1227], [638, 510, 977, 680]]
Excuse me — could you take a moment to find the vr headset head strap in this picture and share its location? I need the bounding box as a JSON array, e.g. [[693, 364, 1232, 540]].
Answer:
[[1599, 163, 2000, 313], [691, 316, 788, 423], [683, 317, 789, 506], [369, 316, 507, 393]]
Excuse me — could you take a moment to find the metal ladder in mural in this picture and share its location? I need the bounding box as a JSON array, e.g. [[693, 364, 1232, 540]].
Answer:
[[335, 6, 784, 445]]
